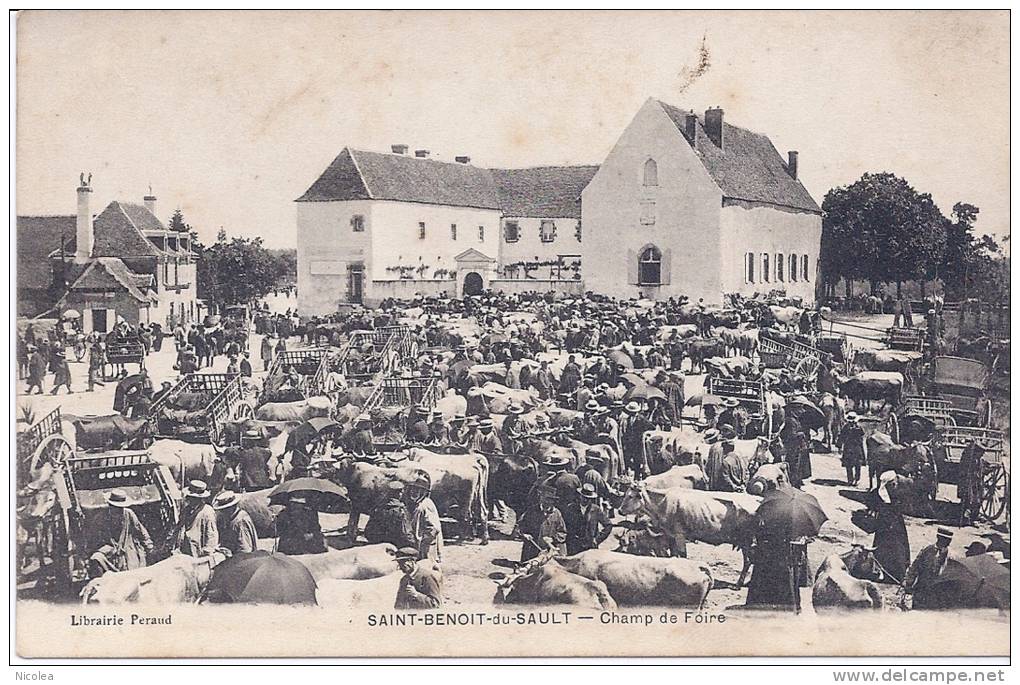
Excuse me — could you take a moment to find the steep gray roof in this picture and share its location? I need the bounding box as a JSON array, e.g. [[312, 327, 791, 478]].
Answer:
[[491, 166, 598, 218], [657, 100, 821, 213], [298, 148, 598, 217]]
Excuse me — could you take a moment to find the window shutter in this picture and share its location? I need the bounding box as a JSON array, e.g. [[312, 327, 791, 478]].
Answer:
[[660, 248, 672, 284], [627, 249, 639, 285]]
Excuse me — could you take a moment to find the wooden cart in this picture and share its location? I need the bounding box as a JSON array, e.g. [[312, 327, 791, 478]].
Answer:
[[705, 376, 772, 437], [17, 407, 72, 484], [148, 373, 251, 444], [758, 335, 827, 379], [364, 375, 444, 413], [933, 426, 1009, 523], [262, 348, 330, 404]]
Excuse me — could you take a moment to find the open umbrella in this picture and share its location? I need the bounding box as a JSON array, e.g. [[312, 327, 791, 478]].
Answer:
[[60, 309, 81, 321], [269, 477, 349, 513], [625, 383, 666, 402], [930, 554, 1010, 610], [756, 486, 828, 539], [685, 392, 722, 407], [607, 349, 634, 369], [204, 551, 317, 605], [286, 418, 342, 452], [620, 372, 646, 388], [784, 396, 825, 430]]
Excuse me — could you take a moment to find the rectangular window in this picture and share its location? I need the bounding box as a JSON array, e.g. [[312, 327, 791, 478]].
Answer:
[[540, 220, 556, 243], [762, 254, 770, 283], [803, 255, 810, 281], [789, 254, 798, 281], [451, 224, 457, 241], [418, 222, 426, 240], [746, 252, 755, 283], [777, 253, 784, 282], [478, 225, 484, 242], [351, 215, 365, 232], [640, 201, 656, 225], [504, 221, 520, 243]]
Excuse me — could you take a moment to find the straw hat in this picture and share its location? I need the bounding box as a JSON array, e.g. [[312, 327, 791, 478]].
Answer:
[[105, 489, 132, 508], [212, 491, 241, 511]]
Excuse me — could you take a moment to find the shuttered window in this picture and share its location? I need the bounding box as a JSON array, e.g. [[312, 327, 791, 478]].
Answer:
[[802, 255, 810, 281], [762, 254, 770, 282], [746, 252, 755, 283], [777, 253, 785, 282], [789, 254, 798, 281], [638, 246, 662, 285]]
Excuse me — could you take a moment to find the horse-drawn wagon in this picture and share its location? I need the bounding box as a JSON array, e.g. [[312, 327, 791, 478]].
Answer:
[[105, 335, 146, 372], [758, 334, 827, 380], [704, 376, 772, 437], [262, 348, 330, 404], [44, 451, 181, 592], [334, 326, 417, 382], [148, 373, 251, 444]]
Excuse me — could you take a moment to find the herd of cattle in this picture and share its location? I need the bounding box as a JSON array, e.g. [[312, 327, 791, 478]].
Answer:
[[53, 291, 940, 612]]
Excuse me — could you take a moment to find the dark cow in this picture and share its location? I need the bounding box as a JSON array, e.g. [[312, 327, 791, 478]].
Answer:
[[686, 338, 727, 374], [333, 458, 430, 543], [70, 415, 151, 451], [840, 372, 903, 413]]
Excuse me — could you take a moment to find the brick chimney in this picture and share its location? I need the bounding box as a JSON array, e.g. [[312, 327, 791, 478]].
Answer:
[[787, 151, 799, 180], [704, 107, 724, 149], [75, 173, 93, 261], [144, 185, 157, 215], [684, 113, 698, 146], [391, 144, 408, 154], [455, 156, 471, 164], [414, 149, 430, 158]]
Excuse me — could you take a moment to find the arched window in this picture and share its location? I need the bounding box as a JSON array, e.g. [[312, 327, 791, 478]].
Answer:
[[789, 253, 798, 281], [746, 252, 756, 283], [643, 159, 658, 187], [777, 253, 785, 282], [762, 253, 770, 282], [802, 255, 810, 281], [639, 246, 662, 285]]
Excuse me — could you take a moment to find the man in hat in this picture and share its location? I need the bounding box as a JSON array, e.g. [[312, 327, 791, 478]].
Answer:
[[240, 351, 253, 378], [574, 376, 595, 412], [501, 404, 526, 456], [406, 472, 444, 563], [564, 483, 613, 554], [540, 455, 582, 510], [447, 413, 468, 446], [425, 411, 450, 446], [277, 494, 327, 555], [531, 360, 555, 401], [559, 354, 582, 397], [49, 349, 72, 395], [260, 334, 274, 372], [620, 401, 652, 478], [706, 424, 738, 491], [152, 380, 173, 406], [958, 439, 985, 525], [518, 485, 568, 562], [655, 370, 685, 428], [176, 480, 219, 558], [837, 413, 867, 487], [394, 546, 443, 610], [405, 407, 430, 444], [88, 489, 154, 576], [365, 481, 414, 549], [716, 398, 745, 439], [470, 418, 502, 454], [348, 414, 376, 457], [213, 490, 258, 555], [902, 527, 953, 609], [235, 429, 273, 491]]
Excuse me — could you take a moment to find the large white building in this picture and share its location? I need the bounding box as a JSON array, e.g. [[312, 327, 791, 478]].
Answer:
[[582, 99, 821, 304], [296, 99, 821, 314]]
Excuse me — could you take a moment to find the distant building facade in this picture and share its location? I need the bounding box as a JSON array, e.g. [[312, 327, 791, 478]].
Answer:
[[17, 179, 198, 332], [295, 99, 822, 313]]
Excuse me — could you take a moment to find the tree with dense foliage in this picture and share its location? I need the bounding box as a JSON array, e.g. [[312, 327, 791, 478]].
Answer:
[[821, 172, 947, 296], [167, 209, 192, 233], [194, 231, 292, 306]]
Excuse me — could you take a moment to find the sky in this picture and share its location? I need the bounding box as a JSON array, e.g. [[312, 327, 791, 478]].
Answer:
[[15, 10, 1010, 249]]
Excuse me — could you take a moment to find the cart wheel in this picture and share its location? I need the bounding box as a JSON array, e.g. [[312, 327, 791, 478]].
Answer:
[[233, 401, 255, 422], [30, 435, 73, 474], [795, 355, 821, 380], [980, 463, 1009, 522]]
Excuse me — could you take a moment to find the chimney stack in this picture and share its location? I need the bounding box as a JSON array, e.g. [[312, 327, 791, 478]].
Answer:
[[144, 185, 157, 215], [455, 156, 471, 164], [391, 144, 409, 154], [76, 173, 93, 261], [414, 149, 430, 158], [704, 107, 724, 149], [684, 113, 698, 147], [787, 151, 799, 180]]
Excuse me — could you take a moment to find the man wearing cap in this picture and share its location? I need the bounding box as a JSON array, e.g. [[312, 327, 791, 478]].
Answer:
[[394, 547, 444, 610], [406, 472, 444, 563], [88, 489, 154, 576], [365, 481, 414, 549], [620, 401, 652, 478], [213, 491, 258, 555], [836, 413, 867, 487], [518, 486, 568, 562], [564, 483, 613, 554], [176, 480, 219, 558], [276, 495, 327, 555], [902, 528, 953, 609]]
